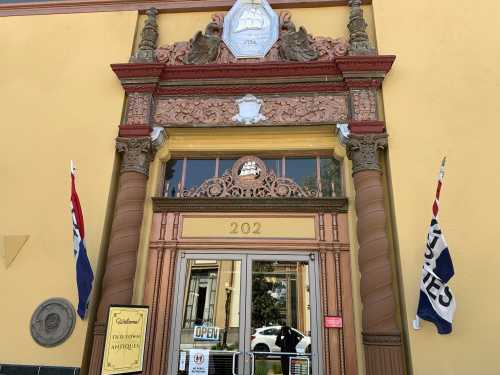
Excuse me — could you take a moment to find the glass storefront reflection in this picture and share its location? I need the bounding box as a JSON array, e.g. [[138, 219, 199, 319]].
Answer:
[[177, 259, 241, 375], [251, 261, 311, 375]]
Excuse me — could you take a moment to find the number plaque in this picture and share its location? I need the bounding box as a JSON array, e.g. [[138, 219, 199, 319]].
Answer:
[[181, 215, 316, 239]]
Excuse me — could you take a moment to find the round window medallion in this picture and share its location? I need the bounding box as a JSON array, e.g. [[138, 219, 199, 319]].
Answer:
[[231, 156, 268, 188], [30, 298, 76, 347]]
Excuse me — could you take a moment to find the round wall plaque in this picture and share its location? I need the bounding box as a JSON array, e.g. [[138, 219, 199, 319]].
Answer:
[[30, 298, 76, 347]]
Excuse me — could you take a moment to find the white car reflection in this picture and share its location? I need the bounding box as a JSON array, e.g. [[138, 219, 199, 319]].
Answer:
[[250, 326, 311, 353]]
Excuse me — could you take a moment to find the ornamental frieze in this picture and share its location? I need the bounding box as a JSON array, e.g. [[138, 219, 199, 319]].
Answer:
[[154, 11, 348, 65], [154, 94, 348, 126], [351, 89, 377, 121], [126, 93, 151, 124]]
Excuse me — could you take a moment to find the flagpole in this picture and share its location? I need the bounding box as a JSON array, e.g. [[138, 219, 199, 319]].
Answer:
[[413, 157, 446, 330]]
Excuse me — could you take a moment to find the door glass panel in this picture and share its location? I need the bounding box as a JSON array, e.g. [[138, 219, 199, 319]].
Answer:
[[177, 259, 241, 375], [250, 261, 312, 375]]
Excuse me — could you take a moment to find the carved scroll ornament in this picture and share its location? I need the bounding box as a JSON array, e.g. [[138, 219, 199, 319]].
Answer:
[[182, 156, 316, 198], [154, 95, 348, 126], [155, 11, 348, 65]]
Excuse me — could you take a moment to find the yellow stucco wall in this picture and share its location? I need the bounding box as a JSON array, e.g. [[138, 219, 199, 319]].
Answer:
[[373, 0, 500, 374], [0, 11, 137, 366]]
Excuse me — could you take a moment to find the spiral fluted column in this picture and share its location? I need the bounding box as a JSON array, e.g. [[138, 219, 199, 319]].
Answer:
[[88, 137, 153, 375], [347, 134, 405, 375]]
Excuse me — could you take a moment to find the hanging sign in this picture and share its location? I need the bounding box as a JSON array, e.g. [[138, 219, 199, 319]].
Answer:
[[324, 316, 343, 328], [189, 349, 210, 375], [101, 305, 149, 375], [193, 325, 221, 341]]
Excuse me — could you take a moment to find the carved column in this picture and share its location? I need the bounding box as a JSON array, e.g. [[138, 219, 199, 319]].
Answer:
[[348, 0, 376, 55], [88, 137, 153, 375], [347, 134, 405, 375]]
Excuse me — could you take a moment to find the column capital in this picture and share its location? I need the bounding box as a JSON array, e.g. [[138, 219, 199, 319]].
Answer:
[[346, 133, 388, 174], [116, 136, 153, 176]]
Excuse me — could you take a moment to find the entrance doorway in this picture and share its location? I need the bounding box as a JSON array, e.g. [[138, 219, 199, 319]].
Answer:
[[168, 252, 322, 375]]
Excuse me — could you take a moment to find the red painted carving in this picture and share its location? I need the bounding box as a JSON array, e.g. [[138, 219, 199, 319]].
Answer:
[[160, 61, 341, 81], [336, 55, 396, 74], [349, 120, 385, 134], [351, 90, 377, 121], [111, 63, 163, 80], [156, 82, 346, 96], [126, 93, 151, 124], [154, 95, 348, 126], [118, 125, 152, 137]]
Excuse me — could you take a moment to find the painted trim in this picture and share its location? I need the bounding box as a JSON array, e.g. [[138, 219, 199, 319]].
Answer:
[[0, 0, 372, 17]]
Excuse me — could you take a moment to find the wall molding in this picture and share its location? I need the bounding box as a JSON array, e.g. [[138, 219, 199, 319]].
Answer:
[[0, 0, 372, 17]]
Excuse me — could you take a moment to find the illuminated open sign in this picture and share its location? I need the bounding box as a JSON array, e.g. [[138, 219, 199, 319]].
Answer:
[[193, 325, 221, 341]]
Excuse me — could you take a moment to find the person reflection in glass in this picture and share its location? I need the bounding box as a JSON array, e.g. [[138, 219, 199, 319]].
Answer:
[[275, 325, 301, 375]]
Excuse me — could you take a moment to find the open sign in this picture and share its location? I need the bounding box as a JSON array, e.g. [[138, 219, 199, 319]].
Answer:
[[193, 325, 220, 341]]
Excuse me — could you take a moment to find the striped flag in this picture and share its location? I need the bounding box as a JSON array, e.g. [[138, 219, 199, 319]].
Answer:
[[71, 161, 94, 319], [413, 158, 456, 334]]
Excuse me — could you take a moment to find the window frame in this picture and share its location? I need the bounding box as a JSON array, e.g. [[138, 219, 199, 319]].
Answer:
[[160, 152, 344, 198]]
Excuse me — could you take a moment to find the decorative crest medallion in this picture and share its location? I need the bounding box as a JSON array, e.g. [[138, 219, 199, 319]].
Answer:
[[222, 0, 279, 58], [182, 156, 316, 198], [232, 94, 267, 124], [30, 298, 76, 347]]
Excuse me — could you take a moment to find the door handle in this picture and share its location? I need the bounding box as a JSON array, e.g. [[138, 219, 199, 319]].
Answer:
[[247, 352, 255, 375], [232, 352, 241, 375]]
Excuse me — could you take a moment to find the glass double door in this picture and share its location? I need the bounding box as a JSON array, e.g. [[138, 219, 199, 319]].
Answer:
[[168, 252, 321, 375]]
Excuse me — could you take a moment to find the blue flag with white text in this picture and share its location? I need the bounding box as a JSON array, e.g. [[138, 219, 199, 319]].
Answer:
[[414, 158, 456, 334]]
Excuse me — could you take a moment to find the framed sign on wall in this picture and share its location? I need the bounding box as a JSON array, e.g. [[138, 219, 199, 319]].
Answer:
[[101, 305, 149, 375]]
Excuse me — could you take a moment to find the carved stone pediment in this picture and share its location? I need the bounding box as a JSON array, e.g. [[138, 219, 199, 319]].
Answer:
[[181, 156, 316, 198], [155, 11, 349, 65]]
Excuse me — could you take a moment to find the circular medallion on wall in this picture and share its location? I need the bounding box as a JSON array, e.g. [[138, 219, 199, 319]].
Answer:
[[231, 156, 268, 189], [30, 298, 76, 347]]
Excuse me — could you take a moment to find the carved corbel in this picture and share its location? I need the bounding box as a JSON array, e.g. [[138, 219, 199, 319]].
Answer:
[[346, 133, 387, 174], [116, 137, 154, 176]]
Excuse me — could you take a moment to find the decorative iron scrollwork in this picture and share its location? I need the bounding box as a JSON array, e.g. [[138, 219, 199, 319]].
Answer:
[[181, 156, 316, 198]]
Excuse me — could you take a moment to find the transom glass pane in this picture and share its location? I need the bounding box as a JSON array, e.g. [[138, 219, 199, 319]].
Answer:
[[320, 157, 342, 197], [184, 159, 216, 191], [219, 159, 238, 176], [164, 159, 183, 197], [263, 158, 282, 176], [285, 158, 317, 193]]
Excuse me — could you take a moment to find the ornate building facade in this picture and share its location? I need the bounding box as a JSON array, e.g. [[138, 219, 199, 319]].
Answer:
[[1, 1, 499, 375]]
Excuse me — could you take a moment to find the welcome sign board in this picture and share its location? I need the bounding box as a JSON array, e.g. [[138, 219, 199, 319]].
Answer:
[[101, 305, 149, 375]]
